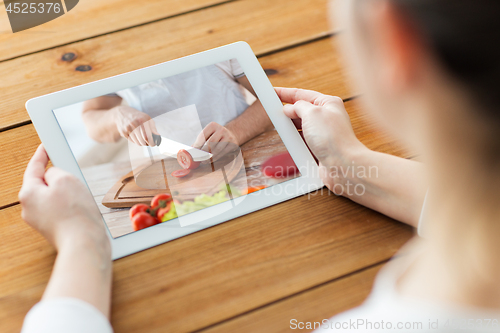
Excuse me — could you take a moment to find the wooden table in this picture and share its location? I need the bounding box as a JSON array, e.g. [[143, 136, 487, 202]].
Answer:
[[0, 1, 415, 332]]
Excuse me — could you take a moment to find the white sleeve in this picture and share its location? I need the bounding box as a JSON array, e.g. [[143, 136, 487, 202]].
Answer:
[[229, 58, 245, 78], [215, 59, 245, 79], [21, 298, 113, 333]]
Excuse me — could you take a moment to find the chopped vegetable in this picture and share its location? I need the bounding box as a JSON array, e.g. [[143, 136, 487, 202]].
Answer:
[[130, 190, 234, 228], [159, 203, 178, 222], [129, 204, 149, 220], [172, 169, 191, 178], [176, 190, 229, 216], [156, 200, 173, 221], [242, 185, 267, 195], [177, 149, 201, 170], [151, 193, 172, 209], [131, 212, 160, 231]]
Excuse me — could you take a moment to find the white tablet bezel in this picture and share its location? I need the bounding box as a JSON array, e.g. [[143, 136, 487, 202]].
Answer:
[[26, 42, 324, 259]]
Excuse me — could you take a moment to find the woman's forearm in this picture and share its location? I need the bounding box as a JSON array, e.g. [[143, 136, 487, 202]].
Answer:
[[42, 226, 112, 318], [332, 148, 428, 228]]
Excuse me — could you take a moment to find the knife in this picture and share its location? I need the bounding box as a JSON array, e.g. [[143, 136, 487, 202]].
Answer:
[[152, 134, 213, 162]]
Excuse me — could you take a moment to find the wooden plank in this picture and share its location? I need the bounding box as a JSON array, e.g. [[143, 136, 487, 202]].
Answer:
[[0, 192, 413, 333], [259, 37, 360, 99], [0, 0, 232, 62], [199, 265, 383, 333], [0, 0, 333, 131], [0, 98, 410, 208], [0, 124, 39, 208]]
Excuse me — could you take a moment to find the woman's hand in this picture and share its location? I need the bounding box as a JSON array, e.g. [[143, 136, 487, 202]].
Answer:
[[193, 122, 240, 160], [112, 105, 159, 146], [18, 145, 109, 252], [275, 87, 368, 192], [19, 145, 113, 317]]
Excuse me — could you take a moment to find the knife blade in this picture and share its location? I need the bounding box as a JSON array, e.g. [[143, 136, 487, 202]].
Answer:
[[152, 134, 213, 161]]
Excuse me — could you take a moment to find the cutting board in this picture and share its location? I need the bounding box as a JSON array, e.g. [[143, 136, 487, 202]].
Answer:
[[102, 150, 244, 208]]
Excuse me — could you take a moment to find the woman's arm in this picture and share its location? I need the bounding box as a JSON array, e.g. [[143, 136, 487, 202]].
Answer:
[[275, 87, 427, 228], [339, 148, 427, 228], [19, 145, 112, 317]]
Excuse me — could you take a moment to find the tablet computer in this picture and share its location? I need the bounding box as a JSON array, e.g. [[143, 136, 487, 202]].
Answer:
[[26, 42, 323, 259]]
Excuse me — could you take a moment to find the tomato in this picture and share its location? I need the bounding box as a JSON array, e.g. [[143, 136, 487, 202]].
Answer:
[[151, 193, 172, 208], [261, 153, 299, 178], [242, 185, 267, 195], [171, 169, 191, 178], [131, 212, 159, 231], [129, 204, 150, 220], [156, 200, 173, 220], [177, 149, 201, 170]]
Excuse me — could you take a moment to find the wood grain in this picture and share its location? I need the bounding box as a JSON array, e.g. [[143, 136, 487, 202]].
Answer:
[[0, 99, 410, 209], [0, 191, 413, 333], [260, 37, 361, 99], [0, 0, 232, 62], [199, 264, 384, 333], [0, 0, 333, 131]]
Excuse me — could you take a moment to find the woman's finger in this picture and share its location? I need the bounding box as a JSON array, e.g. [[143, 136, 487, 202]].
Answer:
[[23, 145, 49, 185], [275, 87, 343, 108], [275, 87, 323, 105], [20, 145, 49, 199], [44, 166, 73, 186], [283, 100, 315, 119]]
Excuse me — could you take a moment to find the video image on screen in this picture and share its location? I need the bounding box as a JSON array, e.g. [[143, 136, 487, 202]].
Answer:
[[53, 59, 301, 238]]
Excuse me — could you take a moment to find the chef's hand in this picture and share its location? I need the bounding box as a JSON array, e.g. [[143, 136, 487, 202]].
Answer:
[[19, 145, 109, 252], [113, 105, 159, 146], [275, 87, 369, 191], [193, 122, 239, 161]]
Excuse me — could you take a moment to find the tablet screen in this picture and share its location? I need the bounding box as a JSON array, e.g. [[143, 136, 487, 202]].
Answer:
[[53, 59, 301, 238]]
